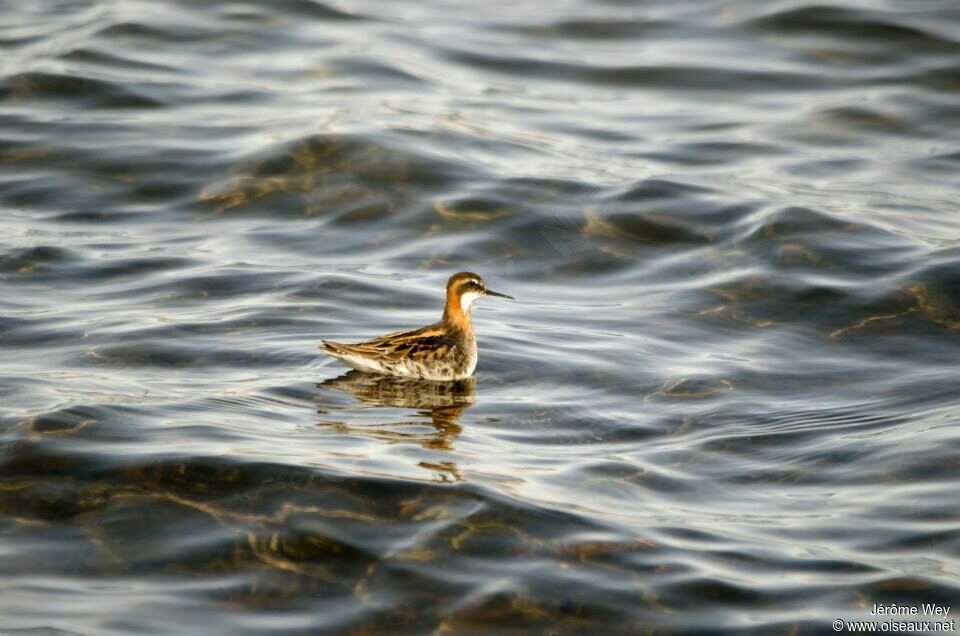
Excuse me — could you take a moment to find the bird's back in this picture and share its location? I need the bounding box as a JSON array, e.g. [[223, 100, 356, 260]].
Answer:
[[321, 321, 476, 380]]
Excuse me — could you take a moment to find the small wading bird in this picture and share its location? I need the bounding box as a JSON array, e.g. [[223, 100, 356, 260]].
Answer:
[[321, 272, 513, 381]]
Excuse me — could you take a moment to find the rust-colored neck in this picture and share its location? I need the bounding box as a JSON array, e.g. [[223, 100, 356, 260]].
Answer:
[[442, 286, 473, 335]]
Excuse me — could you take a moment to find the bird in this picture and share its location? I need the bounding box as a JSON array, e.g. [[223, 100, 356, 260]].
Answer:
[[321, 272, 513, 381]]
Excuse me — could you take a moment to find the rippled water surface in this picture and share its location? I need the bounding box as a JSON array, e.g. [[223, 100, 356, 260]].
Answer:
[[3, 1, 960, 634]]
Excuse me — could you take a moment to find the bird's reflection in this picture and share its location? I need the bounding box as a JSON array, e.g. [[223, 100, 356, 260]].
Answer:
[[316, 370, 475, 452]]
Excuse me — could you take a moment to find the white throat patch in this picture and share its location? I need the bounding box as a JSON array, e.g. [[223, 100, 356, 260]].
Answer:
[[460, 290, 482, 313]]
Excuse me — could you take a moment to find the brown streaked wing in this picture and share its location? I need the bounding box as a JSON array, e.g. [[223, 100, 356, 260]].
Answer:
[[327, 323, 454, 362], [364, 322, 446, 345]]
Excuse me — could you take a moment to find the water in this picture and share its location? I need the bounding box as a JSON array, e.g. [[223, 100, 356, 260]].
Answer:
[[2, 1, 960, 634]]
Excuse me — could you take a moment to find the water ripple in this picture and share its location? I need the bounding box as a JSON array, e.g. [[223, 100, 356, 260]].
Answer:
[[3, 0, 960, 633]]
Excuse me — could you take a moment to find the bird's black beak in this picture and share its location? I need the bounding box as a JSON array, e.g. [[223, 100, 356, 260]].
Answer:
[[484, 288, 514, 300]]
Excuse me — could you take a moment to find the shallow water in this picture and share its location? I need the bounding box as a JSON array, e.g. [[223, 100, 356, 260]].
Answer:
[[2, 1, 960, 634]]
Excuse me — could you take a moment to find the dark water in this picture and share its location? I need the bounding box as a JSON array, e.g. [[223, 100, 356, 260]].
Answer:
[[3, 1, 960, 634]]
